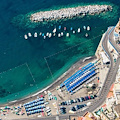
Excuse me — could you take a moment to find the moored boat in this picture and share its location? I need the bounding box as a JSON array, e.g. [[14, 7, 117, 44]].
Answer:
[[28, 33, 32, 37], [66, 33, 70, 37], [34, 32, 37, 37], [87, 26, 90, 31], [83, 26, 86, 30], [85, 33, 88, 37], [77, 28, 81, 33], [24, 34, 28, 40], [73, 31, 75, 34], [58, 33, 61, 37], [53, 28, 56, 33]]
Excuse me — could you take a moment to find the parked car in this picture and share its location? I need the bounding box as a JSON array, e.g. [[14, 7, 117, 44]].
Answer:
[[76, 98, 80, 102], [71, 107, 76, 111]]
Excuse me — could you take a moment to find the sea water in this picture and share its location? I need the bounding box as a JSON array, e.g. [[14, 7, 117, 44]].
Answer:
[[0, 0, 119, 104]]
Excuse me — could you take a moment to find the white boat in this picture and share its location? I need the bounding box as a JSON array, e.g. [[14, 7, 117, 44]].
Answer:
[[44, 36, 46, 39], [28, 33, 32, 37], [53, 33, 56, 36], [58, 33, 61, 37], [66, 33, 70, 37], [83, 26, 86, 30], [49, 33, 52, 38], [39, 32, 42, 36], [73, 31, 75, 34], [85, 33, 88, 37], [53, 28, 56, 33], [77, 28, 81, 33], [87, 26, 90, 31], [46, 32, 49, 36], [61, 32, 63, 36], [34, 32, 37, 37], [24, 34, 28, 40]]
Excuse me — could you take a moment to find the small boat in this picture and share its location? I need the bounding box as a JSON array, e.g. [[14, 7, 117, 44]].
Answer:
[[49, 33, 52, 38], [34, 32, 37, 37], [85, 33, 88, 37], [77, 28, 81, 33], [46, 32, 49, 36], [39, 32, 42, 36], [83, 26, 86, 30], [70, 27, 73, 31], [73, 31, 75, 34], [42, 33, 45, 37], [66, 33, 70, 37], [58, 25, 61, 30], [28, 33, 32, 37], [87, 26, 90, 31], [61, 32, 63, 36], [24, 34, 28, 40], [64, 27, 66, 31], [53, 28, 56, 33], [58, 33, 61, 37], [43, 36, 46, 39], [53, 33, 56, 36]]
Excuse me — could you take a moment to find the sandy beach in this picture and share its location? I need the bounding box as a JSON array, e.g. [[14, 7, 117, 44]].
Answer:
[[0, 55, 96, 107]]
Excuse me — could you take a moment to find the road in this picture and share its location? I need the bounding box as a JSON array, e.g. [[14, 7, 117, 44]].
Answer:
[[15, 27, 120, 120]]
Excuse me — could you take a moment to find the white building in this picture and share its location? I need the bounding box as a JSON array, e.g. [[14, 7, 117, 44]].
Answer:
[[100, 52, 110, 64], [114, 18, 120, 41]]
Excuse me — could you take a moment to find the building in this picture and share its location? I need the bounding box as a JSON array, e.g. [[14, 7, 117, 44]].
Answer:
[[100, 52, 110, 64], [114, 18, 120, 41]]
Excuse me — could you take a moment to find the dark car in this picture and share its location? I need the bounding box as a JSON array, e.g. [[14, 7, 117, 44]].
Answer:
[[77, 105, 80, 109], [81, 97, 85, 101], [76, 98, 80, 102], [71, 107, 76, 111], [94, 95, 97, 98]]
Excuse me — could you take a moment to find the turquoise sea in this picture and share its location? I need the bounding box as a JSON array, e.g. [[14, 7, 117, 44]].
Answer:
[[0, 0, 119, 104]]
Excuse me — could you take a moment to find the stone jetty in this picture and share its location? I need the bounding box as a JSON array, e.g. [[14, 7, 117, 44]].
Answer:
[[30, 5, 112, 22]]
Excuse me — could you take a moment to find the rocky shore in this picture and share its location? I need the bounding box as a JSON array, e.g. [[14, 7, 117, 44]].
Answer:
[[30, 5, 112, 22]]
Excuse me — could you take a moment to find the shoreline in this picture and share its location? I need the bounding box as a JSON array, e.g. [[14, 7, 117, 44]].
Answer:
[[30, 5, 112, 22], [0, 55, 96, 107]]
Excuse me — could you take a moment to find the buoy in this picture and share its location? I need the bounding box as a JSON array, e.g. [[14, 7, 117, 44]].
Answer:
[[34, 32, 37, 37], [77, 28, 81, 33], [87, 26, 90, 31], [73, 31, 75, 34], [70, 27, 73, 31], [53, 28, 56, 33], [24, 34, 28, 40], [64, 27, 66, 31], [59, 25, 61, 30], [85, 33, 88, 37], [83, 26, 86, 30], [58, 33, 61, 37], [28, 33, 32, 37], [61, 32, 63, 36], [66, 33, 70, 37], [39, 32, 42, 36]]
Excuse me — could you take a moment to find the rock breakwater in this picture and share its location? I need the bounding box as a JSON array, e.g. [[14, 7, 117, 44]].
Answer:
[[30, 5, 112, 22]]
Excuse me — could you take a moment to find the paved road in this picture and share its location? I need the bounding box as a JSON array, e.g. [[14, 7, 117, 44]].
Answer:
[[17, 27, 120, 120]]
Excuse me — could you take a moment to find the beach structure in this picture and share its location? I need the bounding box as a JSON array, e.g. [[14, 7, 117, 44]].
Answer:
[[60, 63, 97, 94], [24, 34, 28, 40], [24, 97, 45, 115], [114, 18, 120, 41], [30, 5, 112, 22]]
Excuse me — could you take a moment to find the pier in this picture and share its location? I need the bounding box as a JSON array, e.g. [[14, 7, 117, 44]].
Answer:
[[30, 5, 112, 22]]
